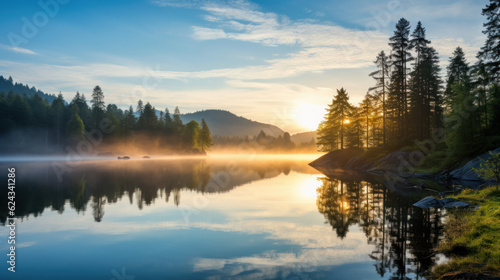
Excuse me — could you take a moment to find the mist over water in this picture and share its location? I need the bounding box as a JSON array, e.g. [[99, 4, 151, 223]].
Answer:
[[0, 155, 444, 280]]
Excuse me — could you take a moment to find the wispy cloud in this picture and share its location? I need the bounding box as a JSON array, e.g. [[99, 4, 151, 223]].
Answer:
[[157, 0, 482, 81], [1, 44, 37, 55]]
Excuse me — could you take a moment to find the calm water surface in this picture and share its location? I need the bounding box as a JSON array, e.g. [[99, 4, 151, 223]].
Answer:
[[0, 155, 446, 280]]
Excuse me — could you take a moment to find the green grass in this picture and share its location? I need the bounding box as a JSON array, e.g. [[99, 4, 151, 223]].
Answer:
[[432, 186, 500, 279]]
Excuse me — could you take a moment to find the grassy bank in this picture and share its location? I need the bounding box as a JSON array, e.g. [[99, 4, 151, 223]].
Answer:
[[432, 186, 500, 279]]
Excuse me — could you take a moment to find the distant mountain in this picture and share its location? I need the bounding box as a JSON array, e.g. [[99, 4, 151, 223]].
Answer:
[[291, 131, 316, 144], [181, 110, 285, 137], [133, 109, 285, 137], [0, 75, 58, 104]]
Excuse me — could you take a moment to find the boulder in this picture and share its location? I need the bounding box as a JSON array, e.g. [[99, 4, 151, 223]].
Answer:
[[450, 147, 500, 181], [413, 196, 470, 209]]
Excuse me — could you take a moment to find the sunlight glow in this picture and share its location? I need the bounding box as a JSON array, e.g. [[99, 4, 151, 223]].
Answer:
[[298, 176, 321, 199], [294, 103, 325, 131]]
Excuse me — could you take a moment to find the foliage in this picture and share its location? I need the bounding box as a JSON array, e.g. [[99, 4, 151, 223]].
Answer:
[[473, 152, 500, 188], [316, 88, 353, 151], [199, 118, 213, 152], [433, 186, 500, 278], [0, 83, 213, 154], [478, 0, 500, 77]]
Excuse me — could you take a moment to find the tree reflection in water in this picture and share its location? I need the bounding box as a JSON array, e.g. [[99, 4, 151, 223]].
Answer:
[[316, 177, 445, 280], [0, 158, 305, 224]]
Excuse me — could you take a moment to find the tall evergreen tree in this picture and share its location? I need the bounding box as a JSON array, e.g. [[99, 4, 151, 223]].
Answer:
[[471, 60, 491, 133], [316, 88, 353, 151], [51, 93, 66, 146], [199, 118, 213, 152], [389, 18, 413, 138], [137, 99, 144, 113], [444, 47, 470, 107], [185, 120, 200, 150], [173, 106, 183, 133], [369, 51, 390, 144], [91, 86, 105, 128], [66, 104, 85, 141], [445, 48, 477, 156], [478, 0, 500, 79], [138, 102, 158, 130]]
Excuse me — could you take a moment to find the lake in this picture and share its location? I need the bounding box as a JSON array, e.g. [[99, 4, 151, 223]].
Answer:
[[0, 155, 447, 280]]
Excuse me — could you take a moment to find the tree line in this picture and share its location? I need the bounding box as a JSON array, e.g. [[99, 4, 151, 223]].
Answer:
[[212, 130, 316, 152], [0, 85, 213, 154], [317, 1, 500, 165]]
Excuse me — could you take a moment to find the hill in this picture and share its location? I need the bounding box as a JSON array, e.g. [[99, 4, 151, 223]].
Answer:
[[181, 109, 285, 137], [0, 75, 58, 104], [132, 109, 286, 137], [291, 131, 316, 144]]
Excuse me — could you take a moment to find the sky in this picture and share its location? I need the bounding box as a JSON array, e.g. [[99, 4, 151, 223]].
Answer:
[[0, 0, 488, 133]]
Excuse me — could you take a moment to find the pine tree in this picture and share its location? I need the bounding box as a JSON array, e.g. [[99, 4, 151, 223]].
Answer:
[[478, 0, 500, 79], [444, 47, 470, 108], [471, 60, 491, 133], [445, 48, 477, 156], [389, 18, 413, 138], [185, 120, 200, 150], [66, 104, 85, 141], [199, 118, 213, 152], [173, 106, 183, 132], [138, 102, 158, 130], [316, 88, 353, 151], [51, 93, 66, 146], [90, 86, 105, 128], [369, 51, 390, 144], [136, 99, 144, 113]]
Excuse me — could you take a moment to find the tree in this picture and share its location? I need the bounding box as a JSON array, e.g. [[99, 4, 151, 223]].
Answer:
[[316, 88, 353, 151], [359, 94, 373, 148], [445, 47, 470, 104], [10, 93, 32, 127], [471, 60, 491, 133], [446, 83, 477, 157], [199, 118, 213, 152], [369, 50, 390, 144], [137, 99, 144, 113], [71, 92, 91, 129], [90, 86, 105, 111], [51, 93, 66, 146], [478, 0, 500, 79], [389, 18, 413, 138], [185, 120, 200, 150], [137, 102, 158, 130], [123, 105, 136, 143], [408, 43, 443, 140], [473, 151, 500, 190], [164, 107, 173, 133], [346, 106, 363, 149], [66, 104, 85, 141], [91, 86, 105, 128], [173, 106, 183, 133]]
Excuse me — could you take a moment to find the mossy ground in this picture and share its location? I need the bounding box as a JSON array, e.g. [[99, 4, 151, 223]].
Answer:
[[432, 186, 500, 279]]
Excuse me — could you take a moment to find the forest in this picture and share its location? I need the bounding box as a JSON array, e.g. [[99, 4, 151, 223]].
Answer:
[[0, 83, 213, 155], [317, 2, 500, 171]]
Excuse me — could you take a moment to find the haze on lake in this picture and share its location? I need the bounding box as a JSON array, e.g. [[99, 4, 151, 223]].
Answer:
[[0, 155, 446, 280]]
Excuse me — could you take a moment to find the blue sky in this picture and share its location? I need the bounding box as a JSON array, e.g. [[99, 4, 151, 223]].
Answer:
[[0, 0, 488, 132]]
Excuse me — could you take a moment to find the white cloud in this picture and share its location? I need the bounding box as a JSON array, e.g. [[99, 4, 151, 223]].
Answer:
[[1, 44, 37, 55], [160, 0, 483, 81]]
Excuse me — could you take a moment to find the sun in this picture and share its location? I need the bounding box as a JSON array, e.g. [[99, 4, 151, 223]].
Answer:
[[294, 103, 325, 131]]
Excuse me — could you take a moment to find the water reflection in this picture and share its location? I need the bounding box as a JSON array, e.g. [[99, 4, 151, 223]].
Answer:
[[0, 156, 446, 280], [0, 157, 313, 224], [316, 176, 445, 280]]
